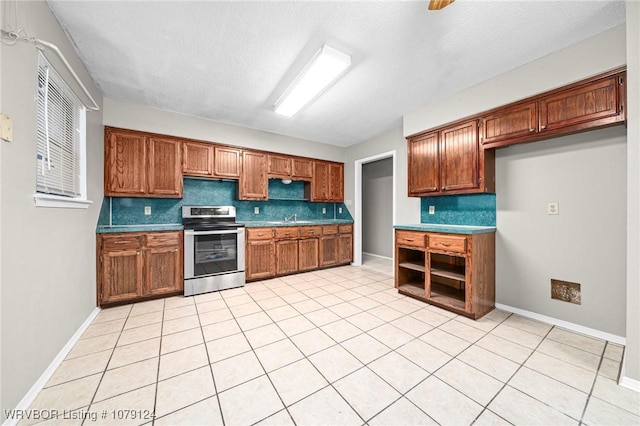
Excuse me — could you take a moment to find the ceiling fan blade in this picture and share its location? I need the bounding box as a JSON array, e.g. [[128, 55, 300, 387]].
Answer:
[[428, 0, 455, 11]]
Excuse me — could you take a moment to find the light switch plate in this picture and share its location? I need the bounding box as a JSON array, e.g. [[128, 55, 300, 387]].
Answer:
[[547, 202, 559, 215], [428, 206, 435, 215], [338, 207, 342, 214], [1, 113, 13, 142], [254, 207, 259, 214], [322, 207, 326, 214], [144, 206, 151, 215]]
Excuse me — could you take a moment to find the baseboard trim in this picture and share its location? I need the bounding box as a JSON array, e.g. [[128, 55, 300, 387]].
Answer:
[[619, 375, 640, 393], [362, 252, 392, 261], [3, 308, 101, 426], [495, 303, 626, 345]]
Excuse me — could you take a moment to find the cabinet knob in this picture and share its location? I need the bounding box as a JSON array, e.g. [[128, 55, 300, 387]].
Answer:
[[540, 125, 547, 130], [529, 128, 534, 132]]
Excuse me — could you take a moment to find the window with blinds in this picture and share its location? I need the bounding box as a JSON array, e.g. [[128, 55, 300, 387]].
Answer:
[[36, 53, 86, 199]]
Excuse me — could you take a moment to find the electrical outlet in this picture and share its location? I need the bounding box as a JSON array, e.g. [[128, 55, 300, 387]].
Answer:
[[428, 206, 435, 215], [254, 207, 259, 214], [338, 207, 342, 214], [144, 206, 151, 215], [322, 207, 326, 214], [547, 202, 559, 215]]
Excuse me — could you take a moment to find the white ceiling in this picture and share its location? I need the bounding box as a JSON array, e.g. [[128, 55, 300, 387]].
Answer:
[[46, 0, 626, 147]]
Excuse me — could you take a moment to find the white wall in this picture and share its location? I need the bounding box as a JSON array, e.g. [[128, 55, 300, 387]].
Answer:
[[345, 126, 420, 226], [496, 127, 626, 336], [103, 98, 345, 163], [0, 0, 103, 416], [624, 0, 640, 386], [362, 158, 393, 258]]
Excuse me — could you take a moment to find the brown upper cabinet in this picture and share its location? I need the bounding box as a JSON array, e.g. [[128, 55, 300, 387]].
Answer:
[[214, 146, 242, 178], [268, 155, 313, 181], [480, 68, 626, 149], [182, 141, 214, 177], [309, 161, 344, 202], [268, 154, 292, 179], [105, 127, 182, 197], [105, 127, 344, 202], [292, 158, 313, 180], [239, 150, 268, 200], [481, 101, 538, 147], [408, 120, 494, 197]]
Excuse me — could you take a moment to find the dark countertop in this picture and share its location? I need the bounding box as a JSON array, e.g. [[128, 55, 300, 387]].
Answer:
[[240, 219, 354, 228], [96, 224, 184, 234], [394, 224, 496, 234]]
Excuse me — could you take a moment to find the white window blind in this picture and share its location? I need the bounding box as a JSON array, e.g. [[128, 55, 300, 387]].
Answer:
[[36, 53, 85, 198]]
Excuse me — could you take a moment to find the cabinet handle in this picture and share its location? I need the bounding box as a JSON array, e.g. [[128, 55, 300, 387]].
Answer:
[[529, 128, 534, 132], [540, 125, 547, 130], [114, 241, 128, 244], [406, 238, 414, 242], [439, 242, 451, 247]]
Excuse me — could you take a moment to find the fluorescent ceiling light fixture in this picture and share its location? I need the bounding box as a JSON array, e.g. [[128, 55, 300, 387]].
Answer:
[[275, 45, 351, 117]]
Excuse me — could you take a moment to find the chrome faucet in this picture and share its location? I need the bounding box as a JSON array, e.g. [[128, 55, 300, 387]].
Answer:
[[284, 213, 297, 222]]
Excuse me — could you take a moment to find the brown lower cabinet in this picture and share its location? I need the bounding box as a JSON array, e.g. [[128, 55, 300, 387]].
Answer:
[[246, 224, 353, 281], [394, 229, 495, 319], [97, 231, 183, 306]]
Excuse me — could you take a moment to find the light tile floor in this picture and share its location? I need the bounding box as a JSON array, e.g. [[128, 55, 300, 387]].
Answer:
[[24, 255, 639, 425]]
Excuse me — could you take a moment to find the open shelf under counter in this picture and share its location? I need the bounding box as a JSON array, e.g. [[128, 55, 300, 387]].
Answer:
[[430, 261, 465, 282], [397, 282, 426, 298], [394, 228, 495, 320]]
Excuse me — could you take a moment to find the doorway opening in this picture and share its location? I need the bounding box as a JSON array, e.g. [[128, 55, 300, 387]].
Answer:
[[353, 151, 396, 266]]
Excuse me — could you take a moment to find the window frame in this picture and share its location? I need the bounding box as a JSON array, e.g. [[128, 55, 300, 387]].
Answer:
[[34, 52, 92, 209]]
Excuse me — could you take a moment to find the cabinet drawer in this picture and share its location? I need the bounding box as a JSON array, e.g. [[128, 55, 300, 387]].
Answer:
[[146, 232, 181, 247], [299, 226, 322, 238], [102, 234, 143, 250], [247, 228, 273, 241], [395, 231, 425, 248], [428, 234, 466, 253], [339, 224, 353, 234], [322, 225, 338, 235], [274, 227, 299, 240]]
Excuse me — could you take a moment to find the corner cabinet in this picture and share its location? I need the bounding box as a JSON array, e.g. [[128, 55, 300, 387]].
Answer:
[[394, 229, 495, 319], [97, 231, 183, 306], [407, 120, 495, 197], [105, 127, 183, 197]]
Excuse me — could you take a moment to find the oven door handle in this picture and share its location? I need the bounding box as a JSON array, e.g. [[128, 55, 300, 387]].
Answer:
[[185, 229, 241, 236]]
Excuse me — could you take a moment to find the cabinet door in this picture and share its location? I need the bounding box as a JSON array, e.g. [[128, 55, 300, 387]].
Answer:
[[247, 241, 275, 280], [145, 245, 183, 295], [105, 129, 147, 196], [268, 154, 292, 178], [239, 151, 268, 200], [481, 102, 537, 147], [298, 238, 319, 271], [214, 146, 241, 178], [276, 240, 298, 275], [101, 248, 143, 304], [182, 141, 214, 177], [408, 132, 439, 196], [539, 76, 622, 133], [292, 158, 313, 180], [147, 137, 183, 197], [338, 233, 353, 264], [311, 161, 330, 201], [319, 235, 338, 267], [440, 120, 479, 192], [329, 163, 344, 202]]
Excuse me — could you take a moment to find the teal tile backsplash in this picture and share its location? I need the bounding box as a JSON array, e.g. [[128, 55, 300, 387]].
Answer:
[[98, 178, 353, 227], [420, 193, 496, 226]]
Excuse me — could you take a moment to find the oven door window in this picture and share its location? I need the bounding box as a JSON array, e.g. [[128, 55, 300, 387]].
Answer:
[[193, 233, 238, 276]]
